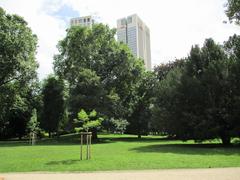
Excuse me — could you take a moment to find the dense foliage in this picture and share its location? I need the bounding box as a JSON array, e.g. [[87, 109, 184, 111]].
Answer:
[[0, 7, 38, 139], [53, 24, 146, 138], [1, 6, 239, 145], [74, 109, 103, 139], [41, 76, 67, 137], [152, 37, 240, 145], [225, 0, 240, 24]]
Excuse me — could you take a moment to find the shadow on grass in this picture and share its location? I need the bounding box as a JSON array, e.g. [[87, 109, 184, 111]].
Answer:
[[46, 159, 80, 166], [131, 143, 240, 155], [0, 134, 115, 147], [99, 136, 175, 143], [0, 141, 30, 147], [0, 135, 172, 147]]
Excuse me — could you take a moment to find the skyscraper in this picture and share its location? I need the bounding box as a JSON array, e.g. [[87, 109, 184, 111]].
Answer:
[[70, 15, 95, 27], [117, 14, 151, 70]]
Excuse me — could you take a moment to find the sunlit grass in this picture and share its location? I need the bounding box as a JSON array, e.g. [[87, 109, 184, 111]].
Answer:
[[0, 134, 239, 172]]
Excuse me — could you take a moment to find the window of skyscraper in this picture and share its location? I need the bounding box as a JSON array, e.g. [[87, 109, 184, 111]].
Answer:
[[127, 17, 132, 24], [121, 19, 126, 25]]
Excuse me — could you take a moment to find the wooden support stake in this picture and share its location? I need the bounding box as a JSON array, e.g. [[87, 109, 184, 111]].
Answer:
[[80, 134, 83, 160], [79, 132, 92, 160], [86, 134, 89, 159], [29, 132, 31, 145], [89, 134, 92, 159], [32, 133, 35, 145]]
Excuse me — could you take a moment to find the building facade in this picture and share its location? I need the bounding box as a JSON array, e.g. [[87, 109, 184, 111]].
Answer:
[[117, 14, 151, 70], [70, 16, 95, 27]]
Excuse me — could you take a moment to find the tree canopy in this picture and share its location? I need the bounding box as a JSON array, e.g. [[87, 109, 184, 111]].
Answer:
[[0, 7, 38, 87], [225, 0, 240, 24], [41, 76, 67, 137], [152, 37, 240, 145], [0, 7, 39, 139], [53, 24, 146, 135]]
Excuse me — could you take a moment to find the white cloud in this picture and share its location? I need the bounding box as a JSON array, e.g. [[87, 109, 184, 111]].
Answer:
[[0, 0, 66, 79], [63, 0, 239, 66], [0, 0, 239, 79]]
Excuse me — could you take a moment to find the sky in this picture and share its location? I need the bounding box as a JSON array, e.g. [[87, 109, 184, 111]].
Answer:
[[0, 0, 239, 79]]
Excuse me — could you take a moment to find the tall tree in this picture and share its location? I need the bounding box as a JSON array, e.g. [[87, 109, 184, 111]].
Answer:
[[0, 7, 38, 87], [154, 59, 186, 81], [224, 34, 240, 139], [41, 76, 67, 137], [183, 39, 233, 144], [0, 7, 38, 139], [153, 39, 238, 145], [152, 67, 183, 137], [53, 24, 145, 126], [126, 71, 156, 138], [0, 78, 40, 139], [68, 68, 105, 118], [225, 0, 240, 24]]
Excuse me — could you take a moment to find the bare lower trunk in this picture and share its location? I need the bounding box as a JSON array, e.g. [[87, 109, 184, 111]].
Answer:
[[221, 135, 231, 146], [92, 128, 98, 140], [18, 135, 22, 140]]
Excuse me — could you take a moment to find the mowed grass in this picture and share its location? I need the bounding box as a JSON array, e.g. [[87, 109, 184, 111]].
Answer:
[[0, 134, 240, 172]]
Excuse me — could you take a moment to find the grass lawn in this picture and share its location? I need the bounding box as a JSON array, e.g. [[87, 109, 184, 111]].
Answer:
[[0, 134, 240, 172]]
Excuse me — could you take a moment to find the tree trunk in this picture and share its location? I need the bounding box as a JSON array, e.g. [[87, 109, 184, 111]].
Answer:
[[220, 135, 231, 146], [138, 134, 141, 139], [18, 135, 22, 140], [49, 131, 51, 138], [92, 128, 98, 140], [56, 131, 60, 138]]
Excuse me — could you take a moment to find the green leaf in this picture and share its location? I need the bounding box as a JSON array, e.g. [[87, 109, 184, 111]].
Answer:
[[77, 109, 89, 122], [89, 110, 97, 118]]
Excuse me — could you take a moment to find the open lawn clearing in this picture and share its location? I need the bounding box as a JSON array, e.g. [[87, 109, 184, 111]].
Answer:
[[0, 134, 239, 172]]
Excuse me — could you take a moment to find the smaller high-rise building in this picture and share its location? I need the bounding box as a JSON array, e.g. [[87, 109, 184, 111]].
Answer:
[[70, 16, 95, 27]]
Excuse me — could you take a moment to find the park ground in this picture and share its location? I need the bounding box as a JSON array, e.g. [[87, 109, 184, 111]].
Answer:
[[0, 134, 240, 172], [1, 168, 240, 180]]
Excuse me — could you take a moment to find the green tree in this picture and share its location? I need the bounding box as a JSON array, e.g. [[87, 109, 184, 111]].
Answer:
[[153, 39, 238, 145], [41, 76, 67, 137], [182, 39, 233, 145], [126, 71, 156, 138], [53, 24, 145, 126], [108, 118, 129, 134], [154, 59, 185, 81], [0, 7, 38, 140], [225, 0, 240, 24], [27, 109, 40, 134], [74, 109, 103, 139], [69, 68, 105, 118], [224, 34, 240, 139], [68, 69, 105, 139], [0, 80, 40, 139], [0, 7, 38, 87], [6, 89, 30, 140], [152, 67, 183, 137]]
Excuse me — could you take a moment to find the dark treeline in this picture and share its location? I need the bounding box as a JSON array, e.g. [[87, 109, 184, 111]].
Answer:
[[153, 37, 240, 145], [0, 1, 239, 145]]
